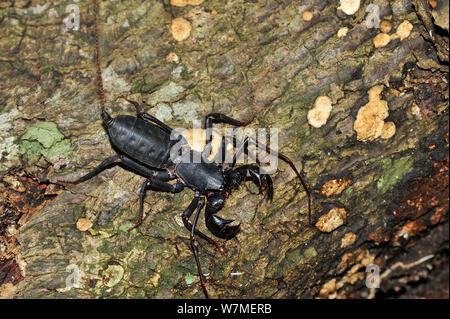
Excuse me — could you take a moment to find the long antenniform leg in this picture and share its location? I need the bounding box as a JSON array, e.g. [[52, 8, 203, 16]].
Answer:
[[93, 0, 105, 114], [183, 194, 209, 299], [204, 112, 255, 150], [121, 96, 173, 134], [231, 136, 312, 225], [202, 112, 311, 224], [205, 165, 274, 240]]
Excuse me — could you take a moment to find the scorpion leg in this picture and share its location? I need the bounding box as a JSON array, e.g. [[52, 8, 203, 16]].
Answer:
[[55, 155, 184, 232], [229, 137, 255, 169], [204, 113, 255, 148], [122, 96, 173, 134], [205, 113, 255, 129], [56, 155, 175, 184], [205, 165, 273, 240], [227, 165, 274, 201], [188, 196, 210, 299], [128, 179, 152, 232], [222, 134, 311, 224], [242, 138, 312, 225], [128, 177, 184, 233], [229, 136, 274, 170], [55, 155, 121, 185], [182, 196, 224, 254], [222, 136, 267, 172]]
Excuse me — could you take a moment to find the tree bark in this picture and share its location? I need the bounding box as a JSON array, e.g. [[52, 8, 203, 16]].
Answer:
[[0, 0, 448, 298]]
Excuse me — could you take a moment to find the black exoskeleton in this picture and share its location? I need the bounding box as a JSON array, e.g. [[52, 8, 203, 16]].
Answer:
[[58, 0, 311, 299]]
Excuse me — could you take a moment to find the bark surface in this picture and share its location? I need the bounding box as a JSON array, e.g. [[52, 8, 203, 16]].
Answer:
[[0, 0, 448, 298]]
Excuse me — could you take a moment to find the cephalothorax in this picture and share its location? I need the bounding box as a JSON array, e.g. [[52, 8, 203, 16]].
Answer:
[[59, 0, 311, 299]]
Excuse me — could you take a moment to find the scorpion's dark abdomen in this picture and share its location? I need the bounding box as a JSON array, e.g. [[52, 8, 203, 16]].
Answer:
[[108, 115, 174, 169]]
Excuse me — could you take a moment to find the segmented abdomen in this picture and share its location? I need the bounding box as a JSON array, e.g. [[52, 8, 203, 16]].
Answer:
[[107, 115, 173, 168]]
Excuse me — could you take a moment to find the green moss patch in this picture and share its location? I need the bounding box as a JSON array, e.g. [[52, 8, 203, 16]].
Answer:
[[103, 264, 125, 288], [19, 121, 71, 162], [377, 156, 414, 194]]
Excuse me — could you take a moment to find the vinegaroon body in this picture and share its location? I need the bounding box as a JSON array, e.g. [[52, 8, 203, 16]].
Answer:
[[58, 0, 311, 299]]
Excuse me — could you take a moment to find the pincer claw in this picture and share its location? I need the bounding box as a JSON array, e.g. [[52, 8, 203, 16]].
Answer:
[[205, 213, 241, 240]]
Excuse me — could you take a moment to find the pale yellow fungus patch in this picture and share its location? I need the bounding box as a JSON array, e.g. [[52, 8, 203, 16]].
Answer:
[[354, 85, 396, 142], [373, 33, 392, 48], [337, 27, 349, 38], [187, 0, 204, 5], [166, 52, 180, 63], [76, 218, 92, 231], [170, 18, 192, 42], [391, 20, 413, 41], [316, 176, 352, 197], [373, 20, 413, 48], [302, 11, 313, 21], [380, 121, 396, 139], [315, 207, 347, 233], [341, 232, 357, 248], [170, 0, 204, 6], [338, 0, 361, 15], [380, 20, 392, 33], [170, 0, 187, 7], [307, 96, 333, 128]]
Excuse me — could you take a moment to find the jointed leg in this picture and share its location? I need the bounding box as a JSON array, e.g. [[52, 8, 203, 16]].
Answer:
[[205, 113, 255, 129], [56, 155, 121, 185], [226, 164, 274, 201], [188, 196, 209, 299], [182, 195, 223, 253], [204, 113, 255, 147], [230, 136, 274, 170], [122, 96, 173, 134], [230, 137, 255, 169], [238, 137, 312, 225], [56, 155, 174, 184], [128, 177, 185, 232], [56, 154, 184, 232], [128, 179, 152, 232]]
